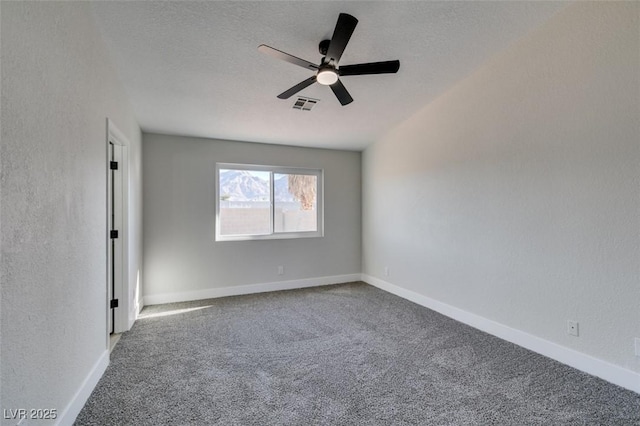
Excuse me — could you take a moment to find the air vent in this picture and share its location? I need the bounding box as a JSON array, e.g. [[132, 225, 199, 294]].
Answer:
[[293, 97, 319, 111]]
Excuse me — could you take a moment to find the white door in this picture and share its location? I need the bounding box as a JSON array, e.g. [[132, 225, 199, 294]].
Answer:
[[106, 119, 130, 341], [108, 142, 124, 334]]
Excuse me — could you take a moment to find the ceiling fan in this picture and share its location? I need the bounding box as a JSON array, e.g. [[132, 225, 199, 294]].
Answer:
[[258, 13, 400, 106]]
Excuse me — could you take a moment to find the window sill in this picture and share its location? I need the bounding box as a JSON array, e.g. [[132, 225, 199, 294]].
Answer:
[[215, 231, 323, 242]]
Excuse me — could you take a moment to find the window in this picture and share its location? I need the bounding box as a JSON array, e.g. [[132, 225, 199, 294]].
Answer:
[[216, 163, 323, 241]]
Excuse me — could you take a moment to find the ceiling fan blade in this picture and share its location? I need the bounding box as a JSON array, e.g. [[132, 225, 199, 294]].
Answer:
[[258, 45, 319, 71], [338, 60, 400, 76], [277, 76, 317, 99], [330, 79, 353, 106], [325, 13, 358, 65]]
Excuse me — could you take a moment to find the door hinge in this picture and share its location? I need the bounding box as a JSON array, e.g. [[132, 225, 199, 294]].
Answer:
[[110, 299, 119, 309], [110, 161, 118, 170], [110, 230, 119, 239]]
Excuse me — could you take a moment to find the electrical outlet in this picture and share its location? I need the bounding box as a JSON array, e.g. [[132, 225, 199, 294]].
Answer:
[[567, 320, 579, 337], [384, 266, 389, 277], [277, 266, 284, 275], [634, 338, 640, 357]]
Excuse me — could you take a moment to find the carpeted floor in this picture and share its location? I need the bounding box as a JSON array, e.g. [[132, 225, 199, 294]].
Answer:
[[76, 282, 640, 425]]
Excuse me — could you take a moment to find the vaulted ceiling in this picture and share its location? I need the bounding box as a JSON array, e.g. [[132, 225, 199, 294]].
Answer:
[[91, 1, 568, 150]]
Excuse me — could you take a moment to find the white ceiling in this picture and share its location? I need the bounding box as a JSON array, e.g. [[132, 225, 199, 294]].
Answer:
[[91, 1, 567, 151]]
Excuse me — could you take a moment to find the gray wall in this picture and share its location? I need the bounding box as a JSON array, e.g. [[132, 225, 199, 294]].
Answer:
[[1, 2, 142, 421], [143, 134, 361, 300], [363, 2, 639, 373]]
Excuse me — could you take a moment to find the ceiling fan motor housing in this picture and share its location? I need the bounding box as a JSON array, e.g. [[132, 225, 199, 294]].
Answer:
[[319, 39, 331, 56]]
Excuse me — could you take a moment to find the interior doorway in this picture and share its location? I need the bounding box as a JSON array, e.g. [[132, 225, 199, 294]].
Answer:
[[106, 119, 129, 341]]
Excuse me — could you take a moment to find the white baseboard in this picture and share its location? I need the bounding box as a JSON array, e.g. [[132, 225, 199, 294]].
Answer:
[[143, 274, 362, 306], [362, 274, 640, 394], [56, 350, 109, 426]]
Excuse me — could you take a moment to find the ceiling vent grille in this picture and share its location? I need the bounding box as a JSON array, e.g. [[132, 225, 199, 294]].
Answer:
[[293, 97, 319, 111]]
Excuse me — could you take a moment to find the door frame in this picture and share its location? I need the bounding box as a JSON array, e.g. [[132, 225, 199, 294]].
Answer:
[[106, 118, 130, 341]]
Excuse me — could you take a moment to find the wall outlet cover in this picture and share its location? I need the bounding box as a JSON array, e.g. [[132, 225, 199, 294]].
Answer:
[[567, 320, 579, 337]]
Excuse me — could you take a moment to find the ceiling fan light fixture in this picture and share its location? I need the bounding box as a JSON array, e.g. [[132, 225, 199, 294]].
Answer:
[[316, 69, 338, 86], [259, 13, 400, 106]]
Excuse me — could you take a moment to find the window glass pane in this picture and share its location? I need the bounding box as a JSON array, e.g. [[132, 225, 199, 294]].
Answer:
[[274, 173, 317, 233], [218, 169, 271, 236]]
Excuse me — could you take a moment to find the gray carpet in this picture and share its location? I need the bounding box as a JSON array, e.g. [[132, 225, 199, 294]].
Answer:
[[76, 282, 640, 425]]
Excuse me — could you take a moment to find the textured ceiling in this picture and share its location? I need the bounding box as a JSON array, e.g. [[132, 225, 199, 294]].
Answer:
[[91, 1, 567, 151]]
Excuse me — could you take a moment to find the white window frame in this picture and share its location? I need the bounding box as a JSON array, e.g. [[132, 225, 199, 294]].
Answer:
[[215, 163, 324, 241]]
